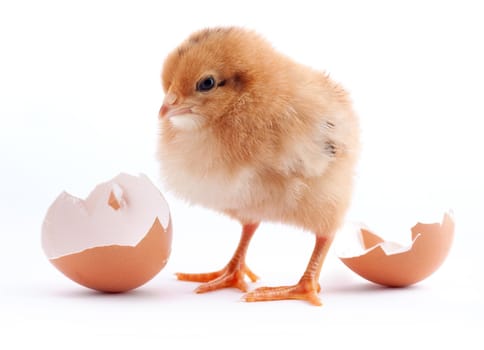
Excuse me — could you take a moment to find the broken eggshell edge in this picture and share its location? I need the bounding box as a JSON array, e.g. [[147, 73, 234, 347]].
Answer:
[[42, 173, 170, 258], [338, 212, 455, 287]]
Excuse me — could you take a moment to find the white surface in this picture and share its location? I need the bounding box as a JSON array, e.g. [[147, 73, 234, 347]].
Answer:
[[0, 0, 483, 349]]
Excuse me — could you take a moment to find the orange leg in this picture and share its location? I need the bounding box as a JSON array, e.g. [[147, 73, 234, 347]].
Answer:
[[176, 223, 259, 293], [244, 235, 331, 306]]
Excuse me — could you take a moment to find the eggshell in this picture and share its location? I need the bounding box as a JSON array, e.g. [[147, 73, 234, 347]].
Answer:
[[42, 173, 172, 292], [338, 212, 454, 287]]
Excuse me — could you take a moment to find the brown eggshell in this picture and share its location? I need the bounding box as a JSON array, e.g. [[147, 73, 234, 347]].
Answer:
[[50, 218, 172, 293], [42, 173, 172, 292], [339, 212, 454, 287]]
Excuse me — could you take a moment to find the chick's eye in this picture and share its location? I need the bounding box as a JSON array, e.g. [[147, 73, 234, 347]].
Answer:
[[196, 76, 215, 92]]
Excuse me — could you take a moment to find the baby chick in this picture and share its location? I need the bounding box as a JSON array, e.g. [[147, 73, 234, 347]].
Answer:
[[157, 27, 360, 305]]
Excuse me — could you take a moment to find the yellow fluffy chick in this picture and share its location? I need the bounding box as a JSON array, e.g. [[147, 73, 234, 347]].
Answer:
[[157, 27, 360, 305]]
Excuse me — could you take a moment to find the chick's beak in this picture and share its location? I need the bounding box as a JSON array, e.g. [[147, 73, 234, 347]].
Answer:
[[159, 92, 193, 119], [159, 104, 170, 118]]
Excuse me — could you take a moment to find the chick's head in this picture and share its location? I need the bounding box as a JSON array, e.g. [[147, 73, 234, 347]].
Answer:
[[160, 27, 281, 131]]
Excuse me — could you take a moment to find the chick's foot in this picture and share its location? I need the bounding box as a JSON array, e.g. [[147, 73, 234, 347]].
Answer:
[[176, 222, 260, 293], [244, 235, 330, 306], [243, 278, 322, 306], [177, 264, 258, 293]]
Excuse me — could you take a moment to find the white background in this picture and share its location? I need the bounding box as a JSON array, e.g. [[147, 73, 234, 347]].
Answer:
[[1, 0, 483, 348]]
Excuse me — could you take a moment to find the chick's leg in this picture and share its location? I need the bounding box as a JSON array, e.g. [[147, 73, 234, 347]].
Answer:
[[244, 234, 331, 306], [176, 223, 259, 293]]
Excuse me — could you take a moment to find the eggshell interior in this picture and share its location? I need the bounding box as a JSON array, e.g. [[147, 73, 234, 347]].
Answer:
[[339, 212, 455, 287], [41, 173, 172, 292], [42, 173, 170, 259]]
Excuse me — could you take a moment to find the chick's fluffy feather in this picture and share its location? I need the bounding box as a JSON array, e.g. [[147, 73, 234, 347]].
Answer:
[[158, 27, 360, 236]]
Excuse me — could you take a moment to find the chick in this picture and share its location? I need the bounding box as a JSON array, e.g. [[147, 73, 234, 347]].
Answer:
[[157, 27, 360, 305]]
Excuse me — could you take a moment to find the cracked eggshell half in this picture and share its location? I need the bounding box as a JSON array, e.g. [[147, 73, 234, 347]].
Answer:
[[338, 212, 454, 287], [42, 173, 172, 293]]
